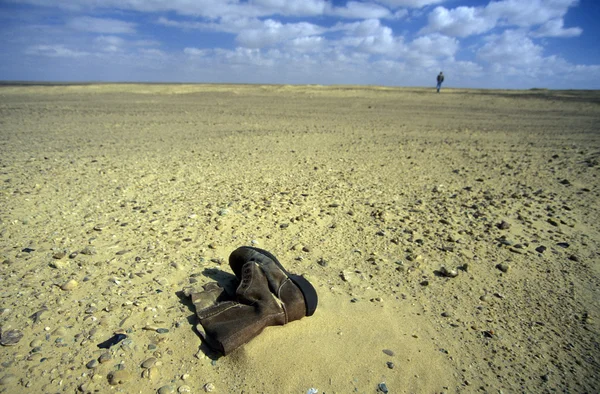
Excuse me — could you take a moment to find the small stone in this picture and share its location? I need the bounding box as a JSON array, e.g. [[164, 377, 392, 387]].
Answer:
[[181, 374, 190, 381], [497, 221, 510, 230], [158, 385, 176, 394], [142, 366, 159, 380], [341, 270, 354, 282], [68, 251, 78, 259], [386, 361, 395, 369], [156, 328, 169, 334], [29, 339, 42, 347], [302, 246, 311, 253], [440, 266, 458, 278], [52, 252, 66, 259], [0, 374, 17, 385], [441, 311, 453, 318], [80, 246, 96, 255], [382, 349, 395, 356], [108, 370, 131, 385], [98, 352, 112, 363], [496, 263, 510, 273], [420, 280, 429, 286], [141, 357, 157, 369], [0, 329, 23, 346], [86, 359, 99, 369], [178, 385, 192, 393], [568, 255, 580, 262], [377, 382, 389, 393], [547, 218, 559, 227], [52, 326, 66, 336], [535, 245, 547, 253], [203, 382, 215, 392], [480, 294, 490, 302], [60, 279, 78, 291]]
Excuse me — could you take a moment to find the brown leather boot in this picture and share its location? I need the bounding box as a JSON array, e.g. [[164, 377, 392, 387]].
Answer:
[[189, 247, 317, 355]]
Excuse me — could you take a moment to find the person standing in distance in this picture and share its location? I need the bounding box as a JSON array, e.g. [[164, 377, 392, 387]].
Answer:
[[436, 71, 444, 93]]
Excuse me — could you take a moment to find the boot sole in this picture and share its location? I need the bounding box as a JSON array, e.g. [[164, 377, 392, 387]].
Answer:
[[234, 246, 318, 317]]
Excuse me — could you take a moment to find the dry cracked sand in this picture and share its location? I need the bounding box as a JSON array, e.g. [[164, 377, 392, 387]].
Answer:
[[0, 84, 599, 393]]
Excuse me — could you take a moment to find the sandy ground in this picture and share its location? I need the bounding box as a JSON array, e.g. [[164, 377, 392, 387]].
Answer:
[[0, 84, 599, 394]]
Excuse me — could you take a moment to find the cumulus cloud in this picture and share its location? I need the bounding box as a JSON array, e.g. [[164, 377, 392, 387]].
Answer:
[[422, 6, 494, 37], [375, 0, 446, 7], [422, 0, 582, 37], [332, 1, 390, 19], [532, 18, 582, 37], [477, 30, 544, 67], [66, 16, 136, 34], [236, 19, 324, 48]]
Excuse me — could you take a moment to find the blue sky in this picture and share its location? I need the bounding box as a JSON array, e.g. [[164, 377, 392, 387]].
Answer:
[[0, 0, 598, 89]]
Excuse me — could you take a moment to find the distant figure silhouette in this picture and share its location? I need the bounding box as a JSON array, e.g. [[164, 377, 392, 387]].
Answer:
[[436, 72, 444, 93]]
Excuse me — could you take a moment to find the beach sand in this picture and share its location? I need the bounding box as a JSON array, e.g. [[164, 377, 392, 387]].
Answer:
[[0, 84, 599, 393]]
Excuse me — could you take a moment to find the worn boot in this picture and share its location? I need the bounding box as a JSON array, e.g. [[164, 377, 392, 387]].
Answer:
[[228, 246, 318, 319], [189, 247, 317, 355]]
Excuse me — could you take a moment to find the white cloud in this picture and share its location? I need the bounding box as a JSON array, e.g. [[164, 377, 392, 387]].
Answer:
[[251, 0, 328, 16], [422, 0, 582, 37], [236, 19, 324, 48], [66, 16, 136, 34], [532, 18, 582, 37], [332, 2, 391, 19], [477, 30, 544, 67], [486, 0, 578, 27], [286, 36, 325, 53], [184, 47, 209, 57], [25, 44, 89, 57], [409, 33, 458, 58], [375, 0, 446, 8], [422, 6, 494, 37]]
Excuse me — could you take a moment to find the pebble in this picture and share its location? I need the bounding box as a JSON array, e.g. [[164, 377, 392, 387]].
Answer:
[[156, 328, 169, 334], [30, 339, 42, 347], [86, 359, 99, 369], [52, 251, 66, 259], [52, 326, 66, 336], [386, 361, 395, 369], [382, 349, 395, 356], [158, 385, 176, 394], [142, 366, 159, 380], [496, 263, 510, 273], [0, 374, 17, 385], [60, 279, 78, 291], [98, 352, 112, 363], [141, 357, 157, 369], [440, 266, 458, 278], [377, 382, 389, 393], [108, 370, 131, 385], [80, 246, 96, 255], [178, 385, 192, 393], [441, 311, 453, 318], [204, 382, 215, 392], [535, 245, 547, 253], [497, 221, 511, 230], [0, 329, 23, 346]]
